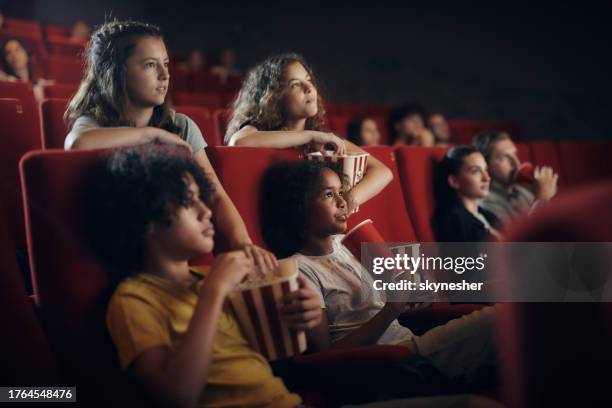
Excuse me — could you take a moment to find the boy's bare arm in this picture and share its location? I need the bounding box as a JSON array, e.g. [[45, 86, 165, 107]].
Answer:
[[129, 251, 253, 408]]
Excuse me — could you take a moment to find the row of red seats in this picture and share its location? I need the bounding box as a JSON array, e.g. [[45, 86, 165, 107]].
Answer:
[[1, 18, 86, 62], [2, 92, 612, 250], [0, 147, 470, 404], [8, 146, 612, 405]]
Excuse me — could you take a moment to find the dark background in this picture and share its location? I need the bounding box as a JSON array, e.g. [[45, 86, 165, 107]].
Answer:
[[3, 0, 611, 140]]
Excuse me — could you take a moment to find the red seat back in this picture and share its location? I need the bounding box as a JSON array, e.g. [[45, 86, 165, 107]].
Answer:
[[207, 146, 303, 249], [514, 142, 531, 163], [43, 83, 78, 99], [527, 141, 566, 188], [0, 98, 42, 248], [0, 201, 61, 385], [498, 180, 612, 407], [191, 71, 225, 93], [44, 24, 71, 38], [394, 146, 448, 242], [173, 91, 225, 111], [174, 105, 222, 147], [213, 108, 230, 145], [40, 98, 70, 149], [448, 120, 521, 145], [557, 141, 612, 187], [4, 18, 43, 37], [45, 55, 84, 84], [20, 148, 153, 405], [46, 36, 86, 59], [348, 146, 417, 242]]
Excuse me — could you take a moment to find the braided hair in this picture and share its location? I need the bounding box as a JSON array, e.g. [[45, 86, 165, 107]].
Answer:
[[65, 20, 178, 132]]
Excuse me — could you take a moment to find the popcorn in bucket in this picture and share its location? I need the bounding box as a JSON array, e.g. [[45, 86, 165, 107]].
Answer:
[[306, 151, 369, 192], [228, 259, 307, 361]]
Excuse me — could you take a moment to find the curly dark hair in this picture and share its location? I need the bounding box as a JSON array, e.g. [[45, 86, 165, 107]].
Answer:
[[65, 20, 178, 132], [225, 53, 326, 143], [260, 160, 342, 258], [82, 143, 214, 280]]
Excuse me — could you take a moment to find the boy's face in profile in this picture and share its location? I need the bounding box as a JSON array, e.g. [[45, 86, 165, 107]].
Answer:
[[307, 168, 348, 237], [147, 173, 215, 259]]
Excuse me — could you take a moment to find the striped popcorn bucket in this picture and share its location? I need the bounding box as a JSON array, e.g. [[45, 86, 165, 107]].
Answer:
[[306, 151, 369, 192], [228, 259, 307, 361]]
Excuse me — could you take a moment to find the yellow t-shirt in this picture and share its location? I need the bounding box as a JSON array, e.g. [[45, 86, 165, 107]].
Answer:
[[106, 270, 301, 408]]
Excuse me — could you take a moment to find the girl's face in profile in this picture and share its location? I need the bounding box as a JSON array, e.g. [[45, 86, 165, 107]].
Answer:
[[4, 40, 29, 72], [307, 168, 348, 237], [124, 36, 170, 109], [448, 152, 491, 200], [282, 61, 318, 121]]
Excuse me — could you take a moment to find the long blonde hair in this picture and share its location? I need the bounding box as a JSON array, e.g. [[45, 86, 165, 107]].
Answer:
[[224, 53, 325, 143]]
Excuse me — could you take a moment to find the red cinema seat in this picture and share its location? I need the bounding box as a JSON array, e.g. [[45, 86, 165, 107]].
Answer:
[[191, 71, 224, 93], [347, 146, 418, 242], [169, 70, 189, 93], [45, 55, 84, 84], [448, 121, 521, 145], [497, 180, 612, 408], [0, 201, 61, 386], [207, 146, 303, 249], [225, 74, 245, 93], [46, 36, 86, 59], [557, 140, 612, 187], [395, 146, 448, 242], [44, 24, 71, 38], [213, 108, 230, 145], [40, 98, 70, 149], [20, 149, 157, 405], [3, 18, 43, 37], [527, 141, 566, 188], [327, 114, 350, 138], [514, 142, 531, 163], [43, 83, 78, 99], [173, 91, 224, 110], [0, 98, 42, 248], [0, 79, 35, 100], [174, 105, 222, 147]]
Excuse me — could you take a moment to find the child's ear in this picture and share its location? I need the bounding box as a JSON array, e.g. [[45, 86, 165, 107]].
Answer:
[[448, 174, 460, 190]]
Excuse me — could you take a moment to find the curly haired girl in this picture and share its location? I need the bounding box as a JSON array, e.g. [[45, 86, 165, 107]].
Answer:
[[226, 53, 393, 213]]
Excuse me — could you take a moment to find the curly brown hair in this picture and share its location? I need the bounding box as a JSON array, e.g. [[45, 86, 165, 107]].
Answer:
[[65, 20, 178, 132], [224, 53, 326, 143]]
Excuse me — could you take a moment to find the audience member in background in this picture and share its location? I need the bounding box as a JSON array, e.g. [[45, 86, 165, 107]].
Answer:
[[428, 112, 451, 147], [389, 103, 435, 147], [225, 53, 393, 214], [346, 115, 381, 146], [70, 20, 91, 41], [86, 145, 321, 408], [260, 160, 498, 392], [209, 47, 240, 84], [177, 49, 207, 74], [0, 10, 4, 30], [434, 146, 501, 242], [0, 38, 54, 102], [64, 20, 275, 271], [473, 130, 558, 227]]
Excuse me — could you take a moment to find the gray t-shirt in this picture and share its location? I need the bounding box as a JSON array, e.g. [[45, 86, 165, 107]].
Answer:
[[68, 110, 207, 154], [294, 235, 413, 344]]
